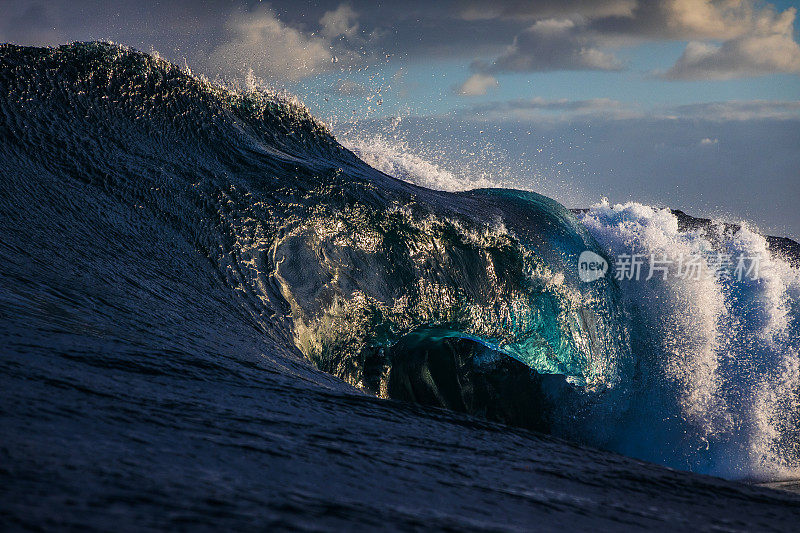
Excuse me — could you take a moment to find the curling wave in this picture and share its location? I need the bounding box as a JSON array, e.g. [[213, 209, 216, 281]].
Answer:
[[0, 42, 798, 483]]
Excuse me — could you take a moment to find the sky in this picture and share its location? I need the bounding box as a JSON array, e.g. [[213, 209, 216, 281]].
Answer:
[[2, 0, 799, 238]]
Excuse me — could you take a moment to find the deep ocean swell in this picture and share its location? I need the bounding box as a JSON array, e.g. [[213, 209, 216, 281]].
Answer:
[[1, 42, 799, 530]]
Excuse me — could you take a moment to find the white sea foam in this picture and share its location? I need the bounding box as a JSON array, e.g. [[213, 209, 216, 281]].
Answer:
[[580, 201, 800, 480], [342, 134, 501, 192]]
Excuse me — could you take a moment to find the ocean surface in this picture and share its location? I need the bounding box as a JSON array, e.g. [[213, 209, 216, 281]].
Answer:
[[1, 42, 799, 530]]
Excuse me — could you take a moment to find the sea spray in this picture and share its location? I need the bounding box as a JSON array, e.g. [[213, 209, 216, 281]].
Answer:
[[579, 201, 800, 479]]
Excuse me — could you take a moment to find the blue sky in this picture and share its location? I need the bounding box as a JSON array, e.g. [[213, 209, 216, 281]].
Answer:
[[2, 0, 799, 237]]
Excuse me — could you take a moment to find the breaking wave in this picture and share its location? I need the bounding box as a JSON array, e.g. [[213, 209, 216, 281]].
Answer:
[[1, 42, 798, 483]]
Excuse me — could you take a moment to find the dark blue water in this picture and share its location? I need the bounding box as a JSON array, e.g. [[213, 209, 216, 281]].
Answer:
[[1, 42, 799, 530]]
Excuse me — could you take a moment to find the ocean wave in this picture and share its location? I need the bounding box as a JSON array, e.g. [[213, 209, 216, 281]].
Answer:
[[1, 42, 798, 486]]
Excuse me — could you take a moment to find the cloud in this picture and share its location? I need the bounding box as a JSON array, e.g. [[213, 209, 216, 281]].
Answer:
[[460, 0, 784, 40], [477, 18, 623, 73], [590, 1, 800, 79], [457, 73, 499, 96], [207, 3, 366, 83], [320, 3, 359, 40], [465, 0, 800, 78], [661, 10, 800, 80], [588, 0, 788, 40], [5, 0, 799, 83], [455, 97, 800, 123], [699, 137, 718, 145], [459, 1, 636, 21], [668, 101, 800, 121], [208, 5, 333, 82], [459, 96, 634, 121]]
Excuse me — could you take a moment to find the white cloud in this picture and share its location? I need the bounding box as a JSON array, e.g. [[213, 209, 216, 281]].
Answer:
[[699, 137, 718, 145], [662, 11, 800, 80], [209, 5, 333, 82], [457, 73, 499, 96], [659, 0, 756, 39], [622, 2, 800, 80], [320, 4, 359, 40], [480, 18, 623, 73], [461, 0, 794, 42], [467, 0, 800, 78], [460, 97, 636, 122], [586, 0, 794, 41], [661, 0, 792, 40], [207, 3, 366, 83], [457, 97, 800, 123], [670, 101, 800, 121]]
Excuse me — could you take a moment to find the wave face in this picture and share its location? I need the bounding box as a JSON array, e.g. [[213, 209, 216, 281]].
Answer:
[[0, 41, 798, 495], [330, 130, 800, 480]]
